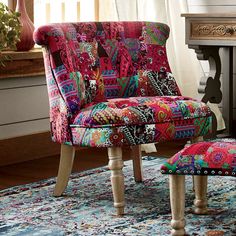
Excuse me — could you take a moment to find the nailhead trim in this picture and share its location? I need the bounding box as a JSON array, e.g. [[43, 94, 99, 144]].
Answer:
[[161, 169, 236, 176]]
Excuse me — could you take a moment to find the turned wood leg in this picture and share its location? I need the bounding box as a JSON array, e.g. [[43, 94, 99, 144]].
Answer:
[[54, 144, 75, 196], [131, 145, 143, 182], [194, 175, 208, 214], [108, 147, 125, 215], [170, 175, 186, 236]]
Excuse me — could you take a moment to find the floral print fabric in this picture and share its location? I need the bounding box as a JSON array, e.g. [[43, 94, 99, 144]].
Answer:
[[34, 21, 212, 146], [161, 139, 236, 176]]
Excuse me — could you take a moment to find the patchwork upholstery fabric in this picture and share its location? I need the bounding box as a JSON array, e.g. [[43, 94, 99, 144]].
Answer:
[[161, 139, 236, 176], [71, 96, 212, 147], [34, 21, 212, 146]]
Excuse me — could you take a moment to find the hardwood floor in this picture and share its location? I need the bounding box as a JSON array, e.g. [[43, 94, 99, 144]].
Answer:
[[0, 141, 186, 190]]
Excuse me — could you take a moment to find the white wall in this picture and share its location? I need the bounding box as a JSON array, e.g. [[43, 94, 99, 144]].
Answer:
[[188, 0, 236, 13]]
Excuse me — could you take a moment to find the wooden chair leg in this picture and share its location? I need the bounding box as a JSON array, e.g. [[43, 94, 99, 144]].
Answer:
[[131, 145, 143, 182], [108, 147, 125, 215], [193, 175, 208, 214], [191, 136, 204, 143], [170, 175, 186, 236], [54, 144, 75, 196]]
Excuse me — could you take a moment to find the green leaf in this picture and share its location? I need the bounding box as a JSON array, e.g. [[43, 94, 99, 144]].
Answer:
[[0, 2, 21, 57]]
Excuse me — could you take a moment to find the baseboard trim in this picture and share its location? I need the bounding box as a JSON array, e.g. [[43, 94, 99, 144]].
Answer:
[[0, 132, 60, 166]]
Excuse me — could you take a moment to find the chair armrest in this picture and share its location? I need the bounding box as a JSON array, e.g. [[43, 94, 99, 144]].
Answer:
[[42, 48, 73, 144]]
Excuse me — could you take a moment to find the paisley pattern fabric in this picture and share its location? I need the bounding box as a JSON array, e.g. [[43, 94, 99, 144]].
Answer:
[[34, 21, 212, 146], [161, 139, 236, 176]]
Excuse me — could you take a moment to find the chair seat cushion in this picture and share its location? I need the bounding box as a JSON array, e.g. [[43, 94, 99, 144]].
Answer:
[[161, 139, 236, 176], [72, 96, 211, 127], [69, 96, 212, 147]]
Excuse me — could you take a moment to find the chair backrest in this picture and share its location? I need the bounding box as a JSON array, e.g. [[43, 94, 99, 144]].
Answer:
[[34, 22, 181, 116]]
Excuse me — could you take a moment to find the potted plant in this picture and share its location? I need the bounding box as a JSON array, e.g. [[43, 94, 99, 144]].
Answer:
[[0, 2, 21, 66]]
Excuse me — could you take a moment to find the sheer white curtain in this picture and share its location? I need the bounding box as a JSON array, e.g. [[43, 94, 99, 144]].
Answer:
[[99, 0, 225, 131], [34, 0, 97, 29], [100, 0, 200, 97]]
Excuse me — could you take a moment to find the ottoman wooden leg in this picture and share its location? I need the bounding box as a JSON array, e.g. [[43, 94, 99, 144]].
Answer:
[[193, 175, 208, 214], [170, 175, 186, 236]]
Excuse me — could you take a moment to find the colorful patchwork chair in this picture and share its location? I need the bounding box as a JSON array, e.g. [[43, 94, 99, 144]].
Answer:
[[33, 21, 212, 215], [161, 139, 236, 236]]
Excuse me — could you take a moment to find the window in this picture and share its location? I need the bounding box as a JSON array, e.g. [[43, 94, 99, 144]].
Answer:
[[0, 0, 99, 79], [34, 0, 99, 29], [0, 0, 34, 21], [0, 0, 99, 26], [0, 0, 8, 5]]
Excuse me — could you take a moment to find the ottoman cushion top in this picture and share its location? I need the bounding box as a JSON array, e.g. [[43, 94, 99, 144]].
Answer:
[[161, 139, 236, 176]]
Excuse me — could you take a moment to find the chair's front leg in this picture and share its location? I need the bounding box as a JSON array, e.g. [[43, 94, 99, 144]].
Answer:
[[131, 145, 143, 182], [170, 175, 186, 236], [108, 147, 125, 215], [193, 175, 208, 214], [54, 144, 75, 196]]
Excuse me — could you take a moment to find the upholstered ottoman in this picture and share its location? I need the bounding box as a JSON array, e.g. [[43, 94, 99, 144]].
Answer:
[[161, 139, 236, 236]]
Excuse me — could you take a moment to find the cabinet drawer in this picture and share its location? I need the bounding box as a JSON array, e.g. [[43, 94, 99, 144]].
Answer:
[[182, 13, 236, 46], [190, 21, 236, 40], [0, 85, 49, 125]]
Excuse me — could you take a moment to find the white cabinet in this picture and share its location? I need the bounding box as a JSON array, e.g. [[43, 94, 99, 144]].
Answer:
[[0, 76, 50, 139]]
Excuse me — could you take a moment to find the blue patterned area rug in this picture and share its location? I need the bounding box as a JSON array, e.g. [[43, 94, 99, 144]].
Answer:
[[0, 157, 235, 236]]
